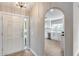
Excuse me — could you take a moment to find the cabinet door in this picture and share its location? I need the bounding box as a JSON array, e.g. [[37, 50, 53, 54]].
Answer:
[[3, 15, 24, 55], [0, 15, 2, 56]]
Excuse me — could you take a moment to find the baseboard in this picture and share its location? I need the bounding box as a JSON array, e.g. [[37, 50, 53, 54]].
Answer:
[[74, 49, 79, 56], [30, 48, 38, 56]]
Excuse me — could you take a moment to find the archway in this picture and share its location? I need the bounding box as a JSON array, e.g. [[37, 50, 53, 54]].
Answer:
[[44, 8, 65, 56]]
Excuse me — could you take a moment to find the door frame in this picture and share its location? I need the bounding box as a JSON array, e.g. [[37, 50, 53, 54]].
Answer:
[[43, 7, 65, 56]]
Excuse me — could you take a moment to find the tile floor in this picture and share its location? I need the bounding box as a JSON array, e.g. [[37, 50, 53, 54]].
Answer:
[[45, 39, 64, 56]]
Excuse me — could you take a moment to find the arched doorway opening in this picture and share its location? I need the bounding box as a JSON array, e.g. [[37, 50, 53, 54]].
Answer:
[[44, 8, 65, 56]]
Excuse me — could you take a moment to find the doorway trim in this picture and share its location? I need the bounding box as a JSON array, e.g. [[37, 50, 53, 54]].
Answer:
[[43, 7, 65, 56]]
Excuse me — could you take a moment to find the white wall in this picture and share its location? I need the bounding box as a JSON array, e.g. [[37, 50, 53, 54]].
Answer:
[[0, 15, 2, 56], [73, 2, 79, 56], [30, 3, 44, 55], [30, 2, 73, 56]]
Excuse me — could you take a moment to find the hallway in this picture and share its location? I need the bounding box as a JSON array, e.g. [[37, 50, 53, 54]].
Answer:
[[0, 2, 73, 56]]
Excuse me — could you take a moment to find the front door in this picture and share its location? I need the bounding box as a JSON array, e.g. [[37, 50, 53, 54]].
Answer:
[[3, 15, 24, 55]]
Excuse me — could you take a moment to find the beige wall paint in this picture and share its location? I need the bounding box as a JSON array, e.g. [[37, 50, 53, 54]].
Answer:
[[30, 2, 73, 56]]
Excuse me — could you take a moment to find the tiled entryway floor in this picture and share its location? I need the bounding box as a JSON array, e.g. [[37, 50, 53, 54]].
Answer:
[[45, 39, 64, 56]]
